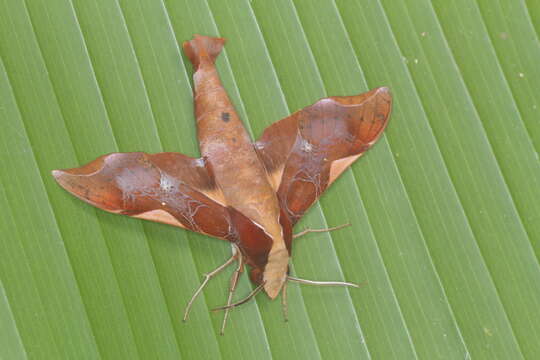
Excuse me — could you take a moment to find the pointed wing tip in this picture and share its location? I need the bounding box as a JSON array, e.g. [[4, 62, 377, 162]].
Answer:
[[52, 165, 124, 213], [51, 169, 62, 179], [51, 168, 85, 200], [51, 168, 71, 188], [374, 86, 392, 101], [367, 87, 392, 142], [51, 168, 80, 192], [322, 86, 392, 143], [51, 169, 70, 196]]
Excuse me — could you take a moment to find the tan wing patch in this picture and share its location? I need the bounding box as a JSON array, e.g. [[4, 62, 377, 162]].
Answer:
[[328, 154, 363, 185], [267, 166, 285, 192], [201, 186, 227, 207], [133, 209, 186, 229]]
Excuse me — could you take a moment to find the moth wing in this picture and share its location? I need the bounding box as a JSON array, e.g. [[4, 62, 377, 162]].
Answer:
[[256, 87, 391, 224], [52, 152, 234, 240]]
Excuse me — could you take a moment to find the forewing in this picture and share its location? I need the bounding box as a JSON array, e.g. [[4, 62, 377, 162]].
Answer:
[[256, 87, 391, 224], [52, 152, 234, 240]]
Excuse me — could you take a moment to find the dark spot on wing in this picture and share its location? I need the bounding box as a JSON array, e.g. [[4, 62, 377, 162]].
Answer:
[[221, 112, 230, 122]]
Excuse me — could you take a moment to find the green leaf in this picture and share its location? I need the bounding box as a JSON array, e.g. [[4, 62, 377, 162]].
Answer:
[[1, 0, 539, 359]]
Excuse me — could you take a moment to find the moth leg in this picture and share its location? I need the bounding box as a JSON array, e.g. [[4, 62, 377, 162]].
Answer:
[[293, 223, 351, 239], [183, 247, 239, 322], [287, 276, 361, 288], [212, 283, 265, 311], [220, 252, 244, 335], [281, 280, 289, 322]]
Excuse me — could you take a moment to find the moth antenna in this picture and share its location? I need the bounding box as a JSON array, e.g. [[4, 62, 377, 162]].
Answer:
[[183, 250, 238, 322], [212, 283, 265, 312], [293, 223, 351, 239], [287, 276, 363, 288], [220, 254, 244, 335], [281, 280, 289, 322]]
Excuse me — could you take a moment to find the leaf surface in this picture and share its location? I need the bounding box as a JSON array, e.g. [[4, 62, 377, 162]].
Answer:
[[1, 0, 539, 359]]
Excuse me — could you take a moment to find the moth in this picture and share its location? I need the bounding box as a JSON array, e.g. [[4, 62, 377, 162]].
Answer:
[[52, 35, 391, 334]]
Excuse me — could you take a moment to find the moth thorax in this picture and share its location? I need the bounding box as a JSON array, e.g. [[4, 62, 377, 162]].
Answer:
[[262, 244, 289, 299]]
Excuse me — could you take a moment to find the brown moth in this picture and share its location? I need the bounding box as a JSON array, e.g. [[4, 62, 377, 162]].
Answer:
[[52, 35, 391, 333]]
